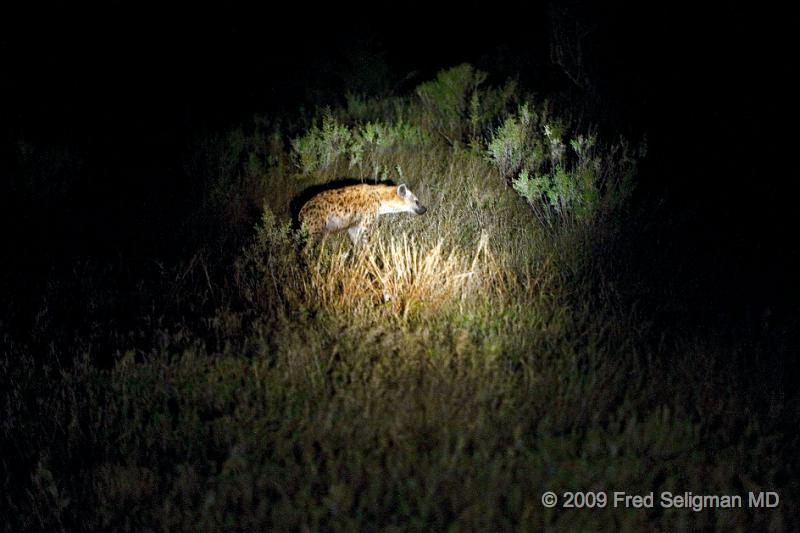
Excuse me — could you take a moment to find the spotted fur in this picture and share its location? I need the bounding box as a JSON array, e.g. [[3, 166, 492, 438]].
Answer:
[[299, 183, 427, 245]]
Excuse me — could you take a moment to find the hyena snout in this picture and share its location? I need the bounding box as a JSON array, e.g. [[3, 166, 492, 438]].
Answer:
[[409, 196, 427, 215]]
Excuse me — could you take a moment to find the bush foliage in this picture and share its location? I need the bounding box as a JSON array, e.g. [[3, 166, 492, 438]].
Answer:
[[2, 64, 794, 532]]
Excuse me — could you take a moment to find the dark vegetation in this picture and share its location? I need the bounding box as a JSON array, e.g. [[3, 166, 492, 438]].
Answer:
[[1, 2, 797, 530]]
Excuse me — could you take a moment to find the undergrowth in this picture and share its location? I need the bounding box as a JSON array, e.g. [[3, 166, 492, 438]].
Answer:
[[2, 65, 795, 532]]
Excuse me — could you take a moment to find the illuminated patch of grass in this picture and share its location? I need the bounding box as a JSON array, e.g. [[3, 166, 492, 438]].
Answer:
[[302, 232, 505, 321]]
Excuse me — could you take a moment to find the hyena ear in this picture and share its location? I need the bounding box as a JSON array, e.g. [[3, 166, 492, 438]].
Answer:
[[397, 184, 408, 198]]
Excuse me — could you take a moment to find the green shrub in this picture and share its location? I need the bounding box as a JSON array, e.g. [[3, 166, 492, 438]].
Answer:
[[485, 105, 542, 178], [233, 207, 304, 316], [340, 93, 409, 124], [291, 107, 433, 174], [513, 165, 596, 223], [510, 132, 640, 223], [349, 121, 430, 170], [468, 79, 519, 144], [486, 100, 637, 223], [486, 103, 547, 174], [291, 110, 354, 174], [415, 64, 487, 143], [358, 120, 429, 147], [601, 136, 644, 211]]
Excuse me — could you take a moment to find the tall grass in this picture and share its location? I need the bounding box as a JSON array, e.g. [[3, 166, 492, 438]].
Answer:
[[302, 231, 504, 321], [2, 65, 795, 532]]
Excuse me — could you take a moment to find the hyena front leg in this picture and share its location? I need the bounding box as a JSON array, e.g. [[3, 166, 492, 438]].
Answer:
[[347, 225, 366, 245], [347, 215, 375, 246]]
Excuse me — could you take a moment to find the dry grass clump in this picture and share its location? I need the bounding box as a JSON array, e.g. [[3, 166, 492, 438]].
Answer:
[[302, 231, 508, 321]]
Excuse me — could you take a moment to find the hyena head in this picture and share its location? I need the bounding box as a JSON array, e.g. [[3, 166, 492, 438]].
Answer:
[[382, 183, 427, 215]]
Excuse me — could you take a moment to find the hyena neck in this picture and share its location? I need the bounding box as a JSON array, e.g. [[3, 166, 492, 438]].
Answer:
[[377, 201, 410, 215]]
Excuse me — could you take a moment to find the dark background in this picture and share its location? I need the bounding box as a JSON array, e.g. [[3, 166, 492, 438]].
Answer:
[[1, 1, 796, 349]]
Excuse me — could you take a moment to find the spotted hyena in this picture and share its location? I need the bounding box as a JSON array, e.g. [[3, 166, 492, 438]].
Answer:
[[298, 183, 427, 245]]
